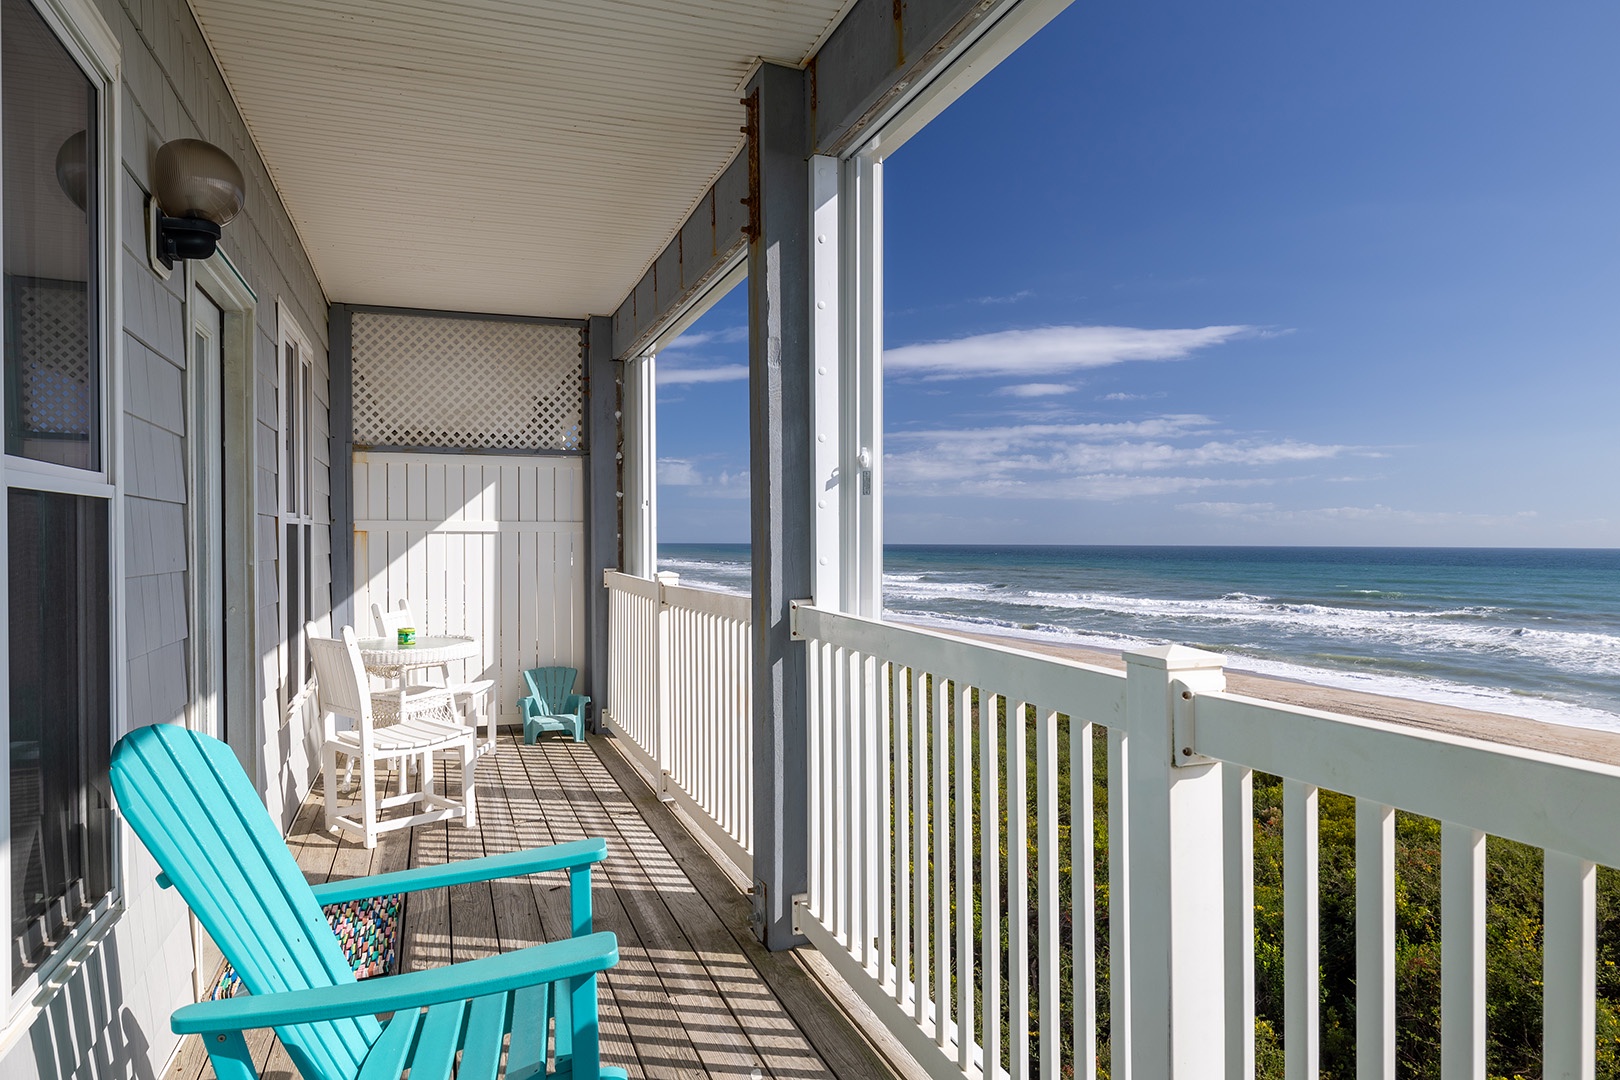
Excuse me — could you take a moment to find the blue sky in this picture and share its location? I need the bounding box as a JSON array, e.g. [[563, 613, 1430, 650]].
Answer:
[[654, 2, 1620, 547]]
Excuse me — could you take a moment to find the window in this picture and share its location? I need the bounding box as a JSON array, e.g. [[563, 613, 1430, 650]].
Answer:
[[0, 0, 118, 995], [279, 307, 314, 705]]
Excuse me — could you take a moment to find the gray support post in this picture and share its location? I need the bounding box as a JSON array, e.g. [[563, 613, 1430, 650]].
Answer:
[[747, 62, 813, 950], [584, 315, 620, 732], [329, 303, 355, 632]]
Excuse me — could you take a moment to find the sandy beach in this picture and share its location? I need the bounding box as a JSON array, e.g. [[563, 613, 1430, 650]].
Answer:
[[937, 624, 1620, 768]]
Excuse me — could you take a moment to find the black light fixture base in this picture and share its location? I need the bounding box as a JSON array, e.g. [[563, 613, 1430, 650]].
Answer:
[[154, 214, 221, 269]]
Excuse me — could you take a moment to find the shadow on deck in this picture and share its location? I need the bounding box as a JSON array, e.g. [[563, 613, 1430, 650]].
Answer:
[[163, 733, 896, 1079]]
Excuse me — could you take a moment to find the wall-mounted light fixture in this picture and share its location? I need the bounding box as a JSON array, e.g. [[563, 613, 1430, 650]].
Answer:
[[55, 130, 89, 211], [146, 138, 244, 278]]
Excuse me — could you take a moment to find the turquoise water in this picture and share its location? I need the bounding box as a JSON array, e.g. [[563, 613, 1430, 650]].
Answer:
[[659, 544, 1620, 732]]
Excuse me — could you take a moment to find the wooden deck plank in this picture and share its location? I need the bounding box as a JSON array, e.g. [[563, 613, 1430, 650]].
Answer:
[[589, 733, 902, 1080], [165, 731, 897, 1080], [532, 738, 822, 1079], [515, 738, 713, 1079], [484, 737, 659, 1079]]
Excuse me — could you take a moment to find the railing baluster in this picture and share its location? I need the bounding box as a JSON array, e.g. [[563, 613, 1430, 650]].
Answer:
[[914, 666, 930, 1024], [1355, 800, 1394, 1080], [1072, 719, 1096, 1080], [1107, 725, 1130, 1080], [1284, 778, 1319, 1080], [808, 637, 821, 920], [1543, 849, 1596, 1080], [849, 648, 866, 969], [1008, 700, 1030, 1080], [1440, 822, 1486, 1080], [897, 664, 911, 1005], [981, 690, 1002, 1079], [842, 647, 855, 952], [934, 673, 950, 1046], [880, 659, 894, 990], [1036, 707, 1058, 1077], [1226, 766, 1255, 1080], [956, 681, 974, 1072], [866, 652, 882, 976]]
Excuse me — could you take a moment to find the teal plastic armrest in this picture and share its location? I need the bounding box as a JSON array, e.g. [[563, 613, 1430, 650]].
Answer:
[[171, 932, 617, 1033], [309, 837, 607, 905], [565, 694, 589, 714]]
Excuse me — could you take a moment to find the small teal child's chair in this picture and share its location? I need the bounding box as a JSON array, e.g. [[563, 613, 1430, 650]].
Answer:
[[109, 723, 626, 1079], [520, 666, 589, 743]]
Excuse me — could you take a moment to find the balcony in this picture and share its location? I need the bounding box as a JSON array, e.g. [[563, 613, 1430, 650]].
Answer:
[[600, 571, 1620, 1079]]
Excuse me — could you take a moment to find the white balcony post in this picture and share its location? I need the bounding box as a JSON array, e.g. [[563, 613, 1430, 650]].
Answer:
[[1123, 645, 1228, 1079], [809, 149, 883, 621], [654, 571, 679, 792], [839, 151, 882, 618], [809, 155, 842, 610], [621, 351, 658, 579]]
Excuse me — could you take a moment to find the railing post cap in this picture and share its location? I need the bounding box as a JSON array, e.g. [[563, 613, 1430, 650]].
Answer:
[[1123, 643, 1226, 672], [655, 571, 680, 584]]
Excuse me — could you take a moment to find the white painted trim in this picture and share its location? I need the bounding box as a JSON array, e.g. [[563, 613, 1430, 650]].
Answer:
[[621, 353, 658, 577], [275, 300, 318, 719], [840, 153, 883, 617], [188, 254, 256, 772], [0, 0, 123, 1025], [809, 155, 841, 608]]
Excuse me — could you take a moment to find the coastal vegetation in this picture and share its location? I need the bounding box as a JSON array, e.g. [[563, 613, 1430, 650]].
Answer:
[[944, 699, 1620, 1079]]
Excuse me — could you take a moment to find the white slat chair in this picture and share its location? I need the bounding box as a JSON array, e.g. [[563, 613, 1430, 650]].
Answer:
[[311, 626, 478, 848], [372, 599, 498, 757]]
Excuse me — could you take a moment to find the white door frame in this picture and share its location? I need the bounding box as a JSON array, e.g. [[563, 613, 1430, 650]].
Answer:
[[186, 253, 256, 773]]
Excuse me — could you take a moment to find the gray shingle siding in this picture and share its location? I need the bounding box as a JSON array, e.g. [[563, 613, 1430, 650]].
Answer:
[[2, 0, 332, 1076]]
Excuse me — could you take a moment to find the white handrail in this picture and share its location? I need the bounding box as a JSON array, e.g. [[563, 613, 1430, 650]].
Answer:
[[603, 569, 753, 878], [788, 600, 1614, 1080]]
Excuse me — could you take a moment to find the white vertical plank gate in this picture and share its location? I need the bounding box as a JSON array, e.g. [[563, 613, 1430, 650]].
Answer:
[[352, 451, 586, 725]]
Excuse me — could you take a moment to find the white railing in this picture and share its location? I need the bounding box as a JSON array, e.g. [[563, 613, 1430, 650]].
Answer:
[[603, 570, 753, 877], [787, 600, 1620, 1080], [793, 602, 1124, 1080]]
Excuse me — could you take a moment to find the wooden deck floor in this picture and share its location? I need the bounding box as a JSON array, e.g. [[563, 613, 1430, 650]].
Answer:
[[164, 733, 896, 1080]]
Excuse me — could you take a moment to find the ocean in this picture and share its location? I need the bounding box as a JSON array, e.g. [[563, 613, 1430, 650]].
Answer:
[[658, 544, 1620, 732]]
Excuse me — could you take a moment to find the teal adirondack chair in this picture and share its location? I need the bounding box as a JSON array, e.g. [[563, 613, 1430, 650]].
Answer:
[[108, 723, 627, 1079], [519, 667, 588, 744]]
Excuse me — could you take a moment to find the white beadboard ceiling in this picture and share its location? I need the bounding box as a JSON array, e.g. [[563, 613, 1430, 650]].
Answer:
[[187, 0, 855, 317]]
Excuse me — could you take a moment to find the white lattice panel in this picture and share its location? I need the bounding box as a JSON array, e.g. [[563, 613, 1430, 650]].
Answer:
[[351, 312, 583, 451], [11, 279, 93, 437]]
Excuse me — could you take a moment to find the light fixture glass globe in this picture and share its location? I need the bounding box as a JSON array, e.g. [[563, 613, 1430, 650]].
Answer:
[[55, 130, 88, 211], [153, 138, 244, 226]]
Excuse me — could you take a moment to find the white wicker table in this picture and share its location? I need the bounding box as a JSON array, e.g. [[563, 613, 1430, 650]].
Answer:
[[356, 635, 479, 726], [355, 634, 479, 675]]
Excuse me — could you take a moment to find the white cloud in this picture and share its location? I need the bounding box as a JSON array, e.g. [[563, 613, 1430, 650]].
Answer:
[[884, 324, 1257, 380], [657, 363, 749, 386], [1098, 391, 1165, 402], [995, 383, 1075, 398], [660, 325, 748, 352], [657, 458, 750, 496], [1177, 502, 1539, 527], [657, 459, 705, 486], [882, 415, 1356, 501]]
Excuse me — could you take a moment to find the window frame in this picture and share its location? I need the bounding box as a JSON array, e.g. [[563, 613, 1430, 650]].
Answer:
[[276, 300, 316, 714], [0, 0, 123, 1024]]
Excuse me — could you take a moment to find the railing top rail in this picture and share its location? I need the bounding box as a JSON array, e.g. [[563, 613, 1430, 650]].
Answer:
[[1194, 688, 1620, 866], [603, 569, 661, 599], [661, 580, 751, 621], [792, 601, 1126, 724]]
